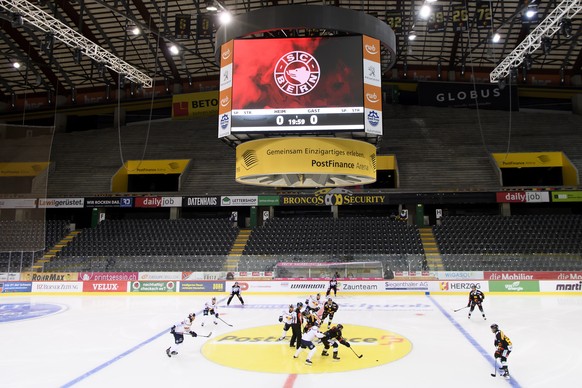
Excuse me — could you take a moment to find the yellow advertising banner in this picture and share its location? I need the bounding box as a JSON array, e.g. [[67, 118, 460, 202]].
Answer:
[[125, 160, 190, 175], [172, 91, 219, 119], [236, 137, 376, 187], [0, 162, 50, 176], [492, 152, 565, 168], [377, 155, 397, 170], [20, 272, 78, 281]]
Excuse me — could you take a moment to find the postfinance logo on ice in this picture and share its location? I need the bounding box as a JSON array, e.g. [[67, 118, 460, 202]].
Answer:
[[201, 324, 411, 374]]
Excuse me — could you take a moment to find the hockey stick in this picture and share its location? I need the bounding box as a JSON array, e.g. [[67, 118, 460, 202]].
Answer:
[[453, 306, 469, 312], [218, 316, 233, 327], [490, 360, 497, 377], [349, 346, 363, 359], [197, 332, 212, 338]]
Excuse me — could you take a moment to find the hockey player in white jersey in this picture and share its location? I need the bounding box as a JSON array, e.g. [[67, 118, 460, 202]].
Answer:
[[166, 313, 197, 357], [293, 322, 325, 365], [277, 304, 296, 341], [305, 293, 322, 313], [202, 297, 219, 326]]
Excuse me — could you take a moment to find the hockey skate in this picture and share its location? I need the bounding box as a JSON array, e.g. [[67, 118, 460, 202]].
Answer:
[[305, 359, 313, 365], [277, 336, 285, 341], [166, 347, 171, 358], [333, 353, 341, 361], [321, 350, 329, 356]]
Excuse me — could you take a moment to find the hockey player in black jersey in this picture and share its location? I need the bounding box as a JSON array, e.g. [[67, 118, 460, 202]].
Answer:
[[467, 284, 486, 320], [321, 298, 339, 329], [302, 309, 320, 333], [491, 323, 513, 380], [320, 324, 351, 361]]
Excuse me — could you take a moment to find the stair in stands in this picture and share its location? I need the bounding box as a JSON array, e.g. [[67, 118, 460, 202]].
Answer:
[[419, 227, 444, 271], [27, 230, 81, 272], [224, 229, 251, 271]]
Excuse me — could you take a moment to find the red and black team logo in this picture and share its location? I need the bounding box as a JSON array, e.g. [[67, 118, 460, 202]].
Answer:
[[274, 51, 320, 96]]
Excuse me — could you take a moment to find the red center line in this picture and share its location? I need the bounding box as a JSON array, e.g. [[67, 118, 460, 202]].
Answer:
[[283, 373, 297, 388]]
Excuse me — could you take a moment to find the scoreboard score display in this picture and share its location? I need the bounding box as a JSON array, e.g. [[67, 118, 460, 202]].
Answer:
[[218, 35, 382, 136]]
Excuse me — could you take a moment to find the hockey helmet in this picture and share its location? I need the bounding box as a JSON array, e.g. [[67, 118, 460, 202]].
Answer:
[[289, 304, 294, 309], [336, 324, 343, 330], [297, 302, 304, 308], [188, 313, 196, 320], [212, 297, 216, 302], [327, 297, 333, 303], [471, 284, 477, 289], [316, 293, 321, 299], [490, 323, 499, 331]]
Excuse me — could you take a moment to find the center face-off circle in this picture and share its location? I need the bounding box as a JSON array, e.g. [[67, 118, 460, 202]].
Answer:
[[201, 324, 412, 374]]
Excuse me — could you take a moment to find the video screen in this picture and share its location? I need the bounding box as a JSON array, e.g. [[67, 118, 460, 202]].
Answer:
[[230, 36, 365, 133]]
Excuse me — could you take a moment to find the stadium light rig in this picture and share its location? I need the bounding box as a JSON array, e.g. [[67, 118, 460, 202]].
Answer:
[[490, 0, 582, 83], [0, 0, 153, 88]]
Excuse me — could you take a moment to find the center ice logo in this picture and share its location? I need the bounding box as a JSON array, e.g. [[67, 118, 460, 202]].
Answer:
[[201, 324, 411, 373], [274, 51, 320, 96]]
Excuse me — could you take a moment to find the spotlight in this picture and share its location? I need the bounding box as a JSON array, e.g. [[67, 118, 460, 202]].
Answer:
[[42, 34, 54, 54], [560, 19, 572, 38], [541, 37, 552, 55], [437, 60, 442, 80], [13, 62, 21, 69], [206, 0, 218, 12], [419, 5, 431, 19], [403, 61, 408, 79], [525, 5, 538, 19], [169, 44, 180, 55], [460, 61, 466, 76], [97, 62, 105, 77], [492, 33, 501, 43], [73, 48, 82, 64], [524, 54, 533, 71], [11, 14, 24, 27], [408, 31, 417, 41], [125, 20, 141, 36], [218, 11, 232, 24]]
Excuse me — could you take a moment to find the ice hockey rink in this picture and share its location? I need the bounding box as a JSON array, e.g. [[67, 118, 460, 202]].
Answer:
[[1, 293, 581, 388]]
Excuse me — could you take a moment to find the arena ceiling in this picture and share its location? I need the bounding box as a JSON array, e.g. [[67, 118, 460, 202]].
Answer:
[[0, 0, 581, 104]]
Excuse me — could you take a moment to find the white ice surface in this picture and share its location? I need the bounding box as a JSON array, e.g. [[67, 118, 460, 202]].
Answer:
[[1, 294, 581, 388]]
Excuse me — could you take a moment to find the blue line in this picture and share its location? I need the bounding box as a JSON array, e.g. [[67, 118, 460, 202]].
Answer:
[[427, 294, 522, 388], [61, 328, 168, 388], [61, 297, 227, 387]]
